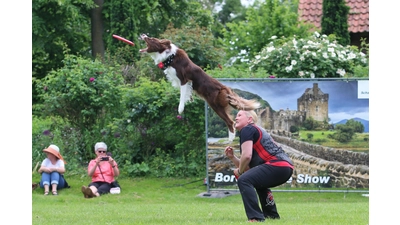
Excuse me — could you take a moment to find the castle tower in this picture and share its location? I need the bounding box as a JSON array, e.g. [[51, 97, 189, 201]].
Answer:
[[297, 83, 329, 122]]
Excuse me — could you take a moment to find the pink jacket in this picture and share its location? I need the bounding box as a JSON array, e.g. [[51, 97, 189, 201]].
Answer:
[[88, 160, 118, 183]]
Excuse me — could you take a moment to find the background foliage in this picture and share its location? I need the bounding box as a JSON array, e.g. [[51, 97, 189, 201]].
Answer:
[[219, 0, 313, 67], [321, 0, 350, 46], [248, 32, 368, 78]]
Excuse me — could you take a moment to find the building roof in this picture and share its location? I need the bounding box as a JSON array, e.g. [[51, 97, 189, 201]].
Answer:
[[298, 0, 369, 33]]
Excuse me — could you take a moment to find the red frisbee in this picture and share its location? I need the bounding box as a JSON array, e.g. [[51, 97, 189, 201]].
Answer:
[[112, 34, 135, 46]]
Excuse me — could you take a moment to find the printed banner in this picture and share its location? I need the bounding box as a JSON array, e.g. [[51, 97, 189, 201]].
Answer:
[[206, 79, 369, 190]]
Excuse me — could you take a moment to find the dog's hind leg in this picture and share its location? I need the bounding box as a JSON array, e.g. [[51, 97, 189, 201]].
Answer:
[[178, 82, 193, 114], [209, 104, 236, 142]]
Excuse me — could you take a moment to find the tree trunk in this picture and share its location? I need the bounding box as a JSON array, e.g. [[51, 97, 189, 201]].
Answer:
[[91, 0, 104, 59]]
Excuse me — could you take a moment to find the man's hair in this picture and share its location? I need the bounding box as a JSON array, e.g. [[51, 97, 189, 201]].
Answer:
[[244, 110, 258, 123]]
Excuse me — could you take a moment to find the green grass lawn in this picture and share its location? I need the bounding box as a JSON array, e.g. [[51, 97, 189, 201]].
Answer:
[[32, 175, 369, 225], [296, 131, 369, 152]]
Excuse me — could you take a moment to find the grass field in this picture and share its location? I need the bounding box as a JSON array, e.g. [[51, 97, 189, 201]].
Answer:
[[295, 131, 369, 152], [32, 174, 369, 225]]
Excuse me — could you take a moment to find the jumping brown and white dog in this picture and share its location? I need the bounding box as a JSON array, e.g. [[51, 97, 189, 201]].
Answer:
[[139, 34, 260, 141]]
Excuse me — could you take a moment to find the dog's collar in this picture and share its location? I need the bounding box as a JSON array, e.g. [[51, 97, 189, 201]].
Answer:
[[157, 54, 175, 70]]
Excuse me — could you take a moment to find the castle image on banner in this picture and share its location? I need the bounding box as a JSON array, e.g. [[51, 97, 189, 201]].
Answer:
[[257, 83, 329, 131]]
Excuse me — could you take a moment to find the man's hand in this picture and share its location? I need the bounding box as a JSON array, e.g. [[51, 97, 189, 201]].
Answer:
[[224, 146, 234, 159]]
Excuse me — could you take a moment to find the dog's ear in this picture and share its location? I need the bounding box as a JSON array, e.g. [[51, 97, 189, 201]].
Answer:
[[160, 39, 172, 53], [160, 39, 171, 47]]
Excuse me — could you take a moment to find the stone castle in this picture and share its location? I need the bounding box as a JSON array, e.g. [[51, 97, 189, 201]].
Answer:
[[257, 83, 329, 131]]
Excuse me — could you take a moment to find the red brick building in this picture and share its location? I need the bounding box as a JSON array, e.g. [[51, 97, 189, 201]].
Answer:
[[298, 0, 369, 47]]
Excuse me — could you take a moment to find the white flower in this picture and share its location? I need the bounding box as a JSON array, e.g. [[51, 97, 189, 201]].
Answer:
[[285, 65, 293, 72], [247, 32, 367, 78], [361, 58, 367, 64], [271, 36, 277, 40], [127, 119, 131, 123], [292, 39, 298, 46], [266, 46, 275, 52], [239, 49, 247, 55], [336, 69, 346, 76], [348, 52, 356, 60]]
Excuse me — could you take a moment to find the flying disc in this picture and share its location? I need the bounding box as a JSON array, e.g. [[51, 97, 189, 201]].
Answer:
[[112, 34, 135, 46]]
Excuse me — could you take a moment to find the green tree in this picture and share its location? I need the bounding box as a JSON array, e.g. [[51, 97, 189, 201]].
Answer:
[[32, 0, 95, 103], [345, 119, 365, 133], [32, 0, 215, 103], [321, 0, 350, 46], [217, 0, 247, 24], [333, 124, 355, 143], [33, 53, 124, 137], [303, 117, 317, 130], [220, 0, 312, 66], [102, 0, 214, 63], [32, 0, 94, 80], [159, 23, 225, 69], [290, 125, 299, 133]]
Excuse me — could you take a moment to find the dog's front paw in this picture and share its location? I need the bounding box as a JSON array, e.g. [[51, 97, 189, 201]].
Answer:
[[228, 131, 235, 142], [140, 34, 148, 40]]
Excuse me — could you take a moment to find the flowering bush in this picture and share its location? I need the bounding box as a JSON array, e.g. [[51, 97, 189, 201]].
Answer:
[[34, 54, 125, 130], [248, 32, 368, 78]]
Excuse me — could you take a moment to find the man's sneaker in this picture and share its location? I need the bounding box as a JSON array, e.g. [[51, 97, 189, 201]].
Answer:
[[265, 215, 280, 220], [110, 187, 121, 194], [247, 219, 265, 222]]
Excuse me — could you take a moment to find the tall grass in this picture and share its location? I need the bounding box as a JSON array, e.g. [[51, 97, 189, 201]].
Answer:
[[32, 175, 369, 225]]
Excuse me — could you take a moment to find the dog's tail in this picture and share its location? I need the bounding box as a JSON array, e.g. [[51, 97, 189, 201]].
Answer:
[[227, 91, 261, 111]]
